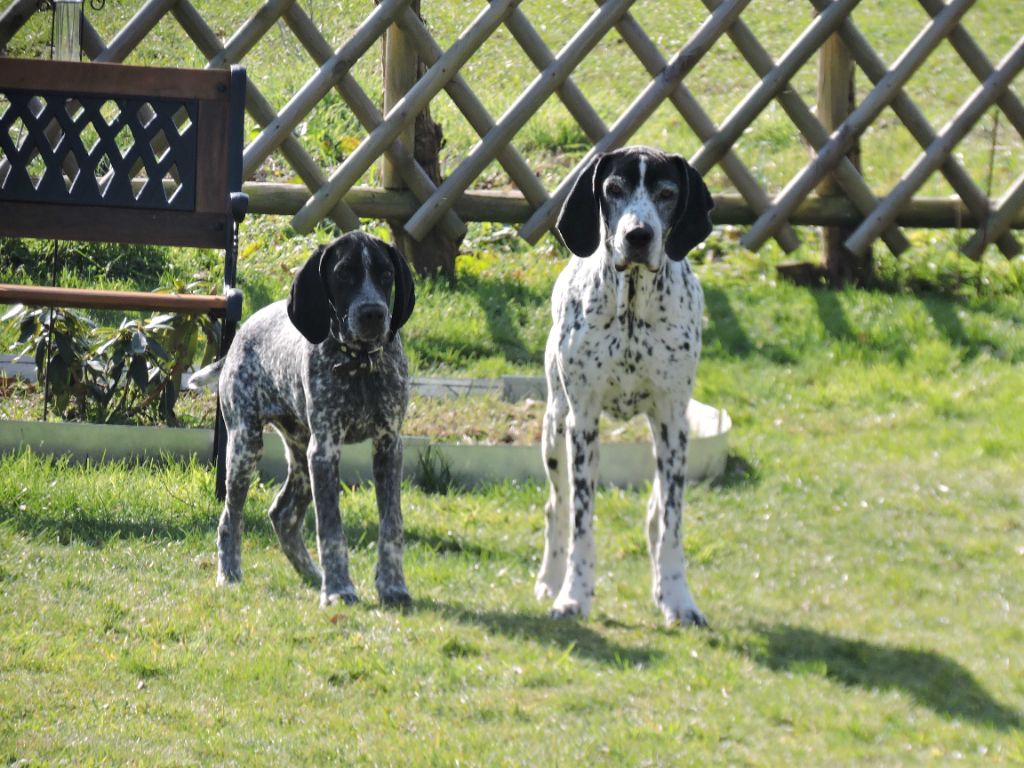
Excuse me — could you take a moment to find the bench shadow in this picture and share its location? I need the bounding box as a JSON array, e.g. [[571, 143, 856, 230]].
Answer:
[[742, 623, 1022, 731], [415, 597, 663, 668]]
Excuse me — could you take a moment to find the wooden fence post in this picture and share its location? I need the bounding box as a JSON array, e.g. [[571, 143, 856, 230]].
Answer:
[[816, 31, 869, 287], [380, 0, 460, 281], [52, 0, 82, 60]]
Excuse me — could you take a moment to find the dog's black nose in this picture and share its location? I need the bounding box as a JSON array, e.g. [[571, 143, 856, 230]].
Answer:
[[351, 302, 388, 339], [625, 225, 653, 248]]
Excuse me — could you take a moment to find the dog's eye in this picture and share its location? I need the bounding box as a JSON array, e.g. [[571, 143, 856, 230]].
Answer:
[[657, 187, 677, 202], [605, 181, 625, 198], [381, 268, 394, 282]]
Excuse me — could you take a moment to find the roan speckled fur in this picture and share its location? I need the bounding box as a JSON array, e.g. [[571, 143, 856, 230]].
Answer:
[[190, 232, 415, 607]]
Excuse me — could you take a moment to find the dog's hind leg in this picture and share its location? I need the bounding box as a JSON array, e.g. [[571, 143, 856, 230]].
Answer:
[[217, 424, 263, 585], [536, 378, 571, 601], [647, 403, 707, 627], [269, 432, 320, 586]]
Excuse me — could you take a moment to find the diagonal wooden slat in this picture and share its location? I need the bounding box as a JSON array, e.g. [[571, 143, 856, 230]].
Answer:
[[241, 0, 410, 179], [742, 0, 975, 252], [289, 0, 521, 235], [0, 0, 39, 50], [281, 2, 466, 241], [93, 0, 180, 63], [206, 0, 298, 69], [807, 0, 1019, 257], [518, 0, 749, 244], [391, 5, 550, 211], [502, 8, 608, 143], [608, 1, 801, 253], [918, 0, 1024, 139], [405, 0, 642, 241], [961, 170, 1024, 259], [690, 0, 861, 172], [700, 0, 909, 256], [172, 0, 361, 231], [844, 39, 1024, 257], [401, 0, 647, 241]]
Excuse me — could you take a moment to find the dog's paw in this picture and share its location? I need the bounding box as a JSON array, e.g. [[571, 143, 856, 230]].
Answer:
[[378, 586, 412, 608], [534, 578, 559, 601], [662, 605, 709, 629], [549, 597, 589, 620], [321, 589, 359, 608], [216, 568, 241, 586]]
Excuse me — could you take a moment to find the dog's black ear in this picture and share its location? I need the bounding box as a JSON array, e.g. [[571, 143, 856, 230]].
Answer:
[[666, 158, 714, 261], [385, 242, 415, 341], [555, 153, 608, 258], [287, 244, 331, 344]]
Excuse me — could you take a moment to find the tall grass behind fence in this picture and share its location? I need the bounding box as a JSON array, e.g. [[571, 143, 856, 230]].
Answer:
[[1, 0, 1022, 266]]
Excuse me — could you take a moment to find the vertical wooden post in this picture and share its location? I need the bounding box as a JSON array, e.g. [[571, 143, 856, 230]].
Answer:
[[52, 0, 82, 60], [380, 0, 460, 281], [816, 32, 869, 287], [381, 12, 417, 192]]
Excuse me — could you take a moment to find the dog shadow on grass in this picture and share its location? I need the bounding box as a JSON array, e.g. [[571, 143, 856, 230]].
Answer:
[[413, 597, 663, 669], [741, 623, 1022, 731]]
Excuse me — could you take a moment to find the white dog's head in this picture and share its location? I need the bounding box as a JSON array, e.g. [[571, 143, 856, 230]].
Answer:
[[555, 146, 714, 271]]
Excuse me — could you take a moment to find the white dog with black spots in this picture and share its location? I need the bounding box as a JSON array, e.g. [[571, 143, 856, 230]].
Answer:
[[537, 146, 715, 626]]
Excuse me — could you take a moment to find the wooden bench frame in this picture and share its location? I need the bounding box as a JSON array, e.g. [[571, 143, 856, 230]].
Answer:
[[0, 58, 248, 498]]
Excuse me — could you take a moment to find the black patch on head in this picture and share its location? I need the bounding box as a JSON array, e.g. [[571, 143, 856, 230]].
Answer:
[[287, 243, 332, 344], [665, 156, 715, 260], [287, 232, 416, 345], [556, 147, 714, 260], [555, 152, 615, 258]]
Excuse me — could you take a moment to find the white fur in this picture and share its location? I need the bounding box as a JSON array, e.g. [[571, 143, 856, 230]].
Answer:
[[539, 149, 708, 626]]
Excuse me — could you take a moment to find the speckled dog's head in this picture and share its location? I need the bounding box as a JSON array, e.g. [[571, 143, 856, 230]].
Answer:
[[287, 232, 415, 346], [556, 146, 714, 272]]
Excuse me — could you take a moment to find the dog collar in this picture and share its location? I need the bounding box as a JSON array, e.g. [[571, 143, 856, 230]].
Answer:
[[332, 341, 384, 376]]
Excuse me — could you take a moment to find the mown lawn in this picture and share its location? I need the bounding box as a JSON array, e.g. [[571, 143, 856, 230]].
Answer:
[[2, 1, 1024, 763], [2, 242, 1023, 765]]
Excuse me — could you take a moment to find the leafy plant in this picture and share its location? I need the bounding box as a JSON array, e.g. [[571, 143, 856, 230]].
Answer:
[[2, 277, 221, 425]]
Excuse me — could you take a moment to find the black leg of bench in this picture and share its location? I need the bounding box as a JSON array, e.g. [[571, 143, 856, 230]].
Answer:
[[213, 315, 239, 502]]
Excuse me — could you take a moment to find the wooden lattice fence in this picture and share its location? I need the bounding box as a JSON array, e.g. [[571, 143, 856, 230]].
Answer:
[[2, 0, 1022, 276]]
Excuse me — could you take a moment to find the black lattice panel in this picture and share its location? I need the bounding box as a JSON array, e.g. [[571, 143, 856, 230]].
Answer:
[[0, 88, 197, 212]]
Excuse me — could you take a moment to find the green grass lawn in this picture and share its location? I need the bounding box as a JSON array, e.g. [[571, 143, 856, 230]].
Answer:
[[3, 1, 1024, 763], [3, 241, 1023, 764]]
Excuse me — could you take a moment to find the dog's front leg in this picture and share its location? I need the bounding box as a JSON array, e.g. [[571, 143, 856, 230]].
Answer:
[[308, 433, 358, 606], [372, 433, 411, 606], [649, 406, 707, 627], [550, 406, 601, 619], [536, 379, 571, 600]]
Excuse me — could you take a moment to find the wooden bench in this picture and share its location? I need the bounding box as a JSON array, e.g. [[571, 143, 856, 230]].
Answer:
[[0, 58, 248, 498]]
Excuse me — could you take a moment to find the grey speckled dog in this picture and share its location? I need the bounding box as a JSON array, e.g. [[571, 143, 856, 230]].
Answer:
[[190, 232, 415, 607], [537, 146, 714, 626]]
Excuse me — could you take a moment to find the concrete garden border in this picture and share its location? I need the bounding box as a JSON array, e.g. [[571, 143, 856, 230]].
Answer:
[[1, 362, 731, 487]]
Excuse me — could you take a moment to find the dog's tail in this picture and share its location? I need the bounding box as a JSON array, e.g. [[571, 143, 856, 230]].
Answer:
[[186, 359, 224, 392]]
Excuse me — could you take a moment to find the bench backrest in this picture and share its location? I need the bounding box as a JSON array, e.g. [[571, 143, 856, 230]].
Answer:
[[0, 58, 245, 271]]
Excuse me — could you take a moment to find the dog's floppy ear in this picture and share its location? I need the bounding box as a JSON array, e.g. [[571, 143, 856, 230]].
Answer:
[[385, 242, 415, 341], [666, 157, 714, 261], [287, 244, 332, 344], [555, 153, 608, 258]]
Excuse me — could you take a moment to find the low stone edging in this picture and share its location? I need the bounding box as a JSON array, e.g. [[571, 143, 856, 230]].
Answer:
[[1, 360, 731, 487]]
